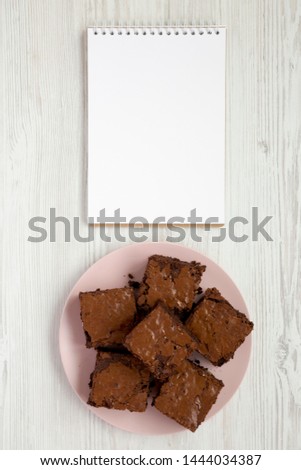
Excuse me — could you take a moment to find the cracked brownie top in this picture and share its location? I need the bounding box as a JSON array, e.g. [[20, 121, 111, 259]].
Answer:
[[124, 303, 199, 380]]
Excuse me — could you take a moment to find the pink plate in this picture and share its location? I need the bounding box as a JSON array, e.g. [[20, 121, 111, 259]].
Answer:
[[59, 242, 252, 434]]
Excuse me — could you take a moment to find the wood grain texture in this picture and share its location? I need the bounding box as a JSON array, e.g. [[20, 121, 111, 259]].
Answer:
[[1, 0, 301, 449]]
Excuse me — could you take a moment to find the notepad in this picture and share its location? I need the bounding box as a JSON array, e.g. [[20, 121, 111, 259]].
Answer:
[[87, 26, 226, 224]]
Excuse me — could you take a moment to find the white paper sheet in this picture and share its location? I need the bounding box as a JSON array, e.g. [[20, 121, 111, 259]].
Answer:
[[88, 27, 226, 223]]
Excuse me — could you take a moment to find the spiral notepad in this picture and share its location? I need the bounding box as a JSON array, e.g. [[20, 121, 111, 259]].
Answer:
[[88, 26, 226, 224]]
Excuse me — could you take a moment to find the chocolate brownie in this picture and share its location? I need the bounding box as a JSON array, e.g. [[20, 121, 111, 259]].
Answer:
[[79, 287, 136, 348], [154, 361, 224, 432], [88, 351, 150, 412], [186, 288, 253, 366], [124, 303, 199, 380], [137, 255, 206, 318]]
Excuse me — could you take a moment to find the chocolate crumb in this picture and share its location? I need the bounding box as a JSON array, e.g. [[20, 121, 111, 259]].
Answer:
[[128, 280, 140, 289]]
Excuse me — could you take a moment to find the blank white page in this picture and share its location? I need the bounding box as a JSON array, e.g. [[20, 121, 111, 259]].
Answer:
[[88, 27, 226, 223]]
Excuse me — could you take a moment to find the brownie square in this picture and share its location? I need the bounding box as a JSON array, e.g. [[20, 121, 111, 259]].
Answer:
[[137, 255, 206, 317], [154, 361, 224, 432], [124, 303, 199, 380], [79, 287, 136, 348], [186, 288, 254, 366], [88, 351, 150, 412]]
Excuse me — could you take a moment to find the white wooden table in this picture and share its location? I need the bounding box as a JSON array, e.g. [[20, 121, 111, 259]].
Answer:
[[1, 0, 300, 450]]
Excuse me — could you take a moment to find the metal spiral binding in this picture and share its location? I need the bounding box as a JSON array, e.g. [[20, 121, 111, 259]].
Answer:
[[92, 27, 221, 36]]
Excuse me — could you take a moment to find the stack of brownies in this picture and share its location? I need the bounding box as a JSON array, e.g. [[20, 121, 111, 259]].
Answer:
[[79, 255, 253, 432]]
